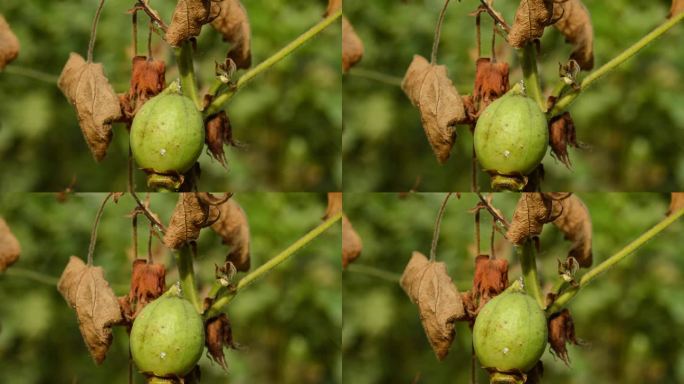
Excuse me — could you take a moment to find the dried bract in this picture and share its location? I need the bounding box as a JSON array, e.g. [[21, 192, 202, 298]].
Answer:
[[473, 58, 510, 112], [507, 193, 555, 245], [205, 313, 237, 370], [204, 111, 236, 167], [670, 0, 684, 18], [400, 251, 465, 360], [58, 53, 122, 161], [210, 199, 250, 272], [551, 194, 592, 267], [121, 56, 166, 120], [325, 0, 342, 16], [211, 0, 252, 69], [402, 55, 466, 163], [166, 0, 212, 47], [324, 192, 343, 219], [57, 256, 123, 364], [0, 15, 20, 70], [553, 0, 594, 70], [342, 215, 362, 268], [164, 193, 222, 249], [342, 17, 364, 73], [509, 0, 554, 48], [549, 112, 580, 168], [548, 309, 579, 365], [668, 192, 684, 215], [0, 218, 20, 272], [472, 255, 509, 303]]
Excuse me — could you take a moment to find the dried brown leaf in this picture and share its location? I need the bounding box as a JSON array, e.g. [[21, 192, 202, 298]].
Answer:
[[120, 56, 166, 120], [400, 251, 465, 360], [164, 193, 220, 249], [204, 110, 236, 167], [509, 0, 554, 48], [506, 193, 554, 245], [553, 0, 594, 70], [325, 192, 343, 219], [128, 259, 166, 310], [211, 0, 252, 69], [205, 313, 237, 370], [0, 218, 20, 272], [473, 58, 510, 111], [548, 309, 579, 365], [342, 215, 362, 269], [669, 0, 684, 18], [57, 256, 123, 364], [211, 199, 250, 272], [472, 255, 509, 303], [166, 0, 212, 47], [551, 194, 592, 268], [668, 192, 684, 215], [325, 0, 342, 16], [401, 55, 466, 163], [58, 53, 122, 161], [549, 112, 580, 168], [0, 15, 19, 70], [342, 16, 364, 73]]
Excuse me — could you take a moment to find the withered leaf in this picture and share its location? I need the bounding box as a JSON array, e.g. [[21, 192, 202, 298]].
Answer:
[[401, 55, 466, 164], [551, 194, 592, 268], [553, 0, 594, 70], [669, 0, 684, 18], [0, 15, 19, 70], [473, 58, 510, 112], [324, 192, 343, 219], [472, 255, 509, 303], [204, 110, 236, 167], [211, 0, 252, 69], [210, 199, 250, 272], [121, 56, 166, 120], [400, 251, 465, 360], [508, 0, 554, 48], [342, 215, 362, 269], [506, 193, 554, 245], [166, 0, 212, 47], [548, 309, 579, 365], [164, 193, 221, 249], [549, 112, 580, 168], [58, 53, 122, 161], [0, 218, 20, 272], [342, 16, 364, 73], [668, 192, 684, 215], [57, 256, 123, 364], [128, 259, 166, 311], [325, 0, 342, 16], [205, 313, 237, 370]]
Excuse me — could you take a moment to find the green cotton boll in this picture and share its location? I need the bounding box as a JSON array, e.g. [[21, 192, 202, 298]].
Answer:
[[474, 93, 548, 190], [473, 289, 548, 373], [130, 295, 205, 378]]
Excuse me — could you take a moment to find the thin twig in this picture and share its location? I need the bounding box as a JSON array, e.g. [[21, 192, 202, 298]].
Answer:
[[137, 0, 168, 32], [132, 212, 138, 260], [431, 0, 451, 64], [87, 193, 114, 265], [130, 190, 166, 234], [87, 0, 108, 62], [430, 193, 453, 261], [479, 0, 510, 33], [132, 8, 138, 55], [476, 193, 510, 229], [475, 209, 481, 255]]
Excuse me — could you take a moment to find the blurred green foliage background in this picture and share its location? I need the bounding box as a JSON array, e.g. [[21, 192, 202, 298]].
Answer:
[[343, 193, 684, 384], [0, 192, 341, 384], [0, 0, 341, 192], [343, 0, 684, 192]]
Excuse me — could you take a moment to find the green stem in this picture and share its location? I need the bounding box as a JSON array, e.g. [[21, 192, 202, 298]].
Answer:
[[549, 11, 684, 117], [347, 68, 404, 87], [175, 245, 201, 312], [518, 241, 544, 309], [175, 41, 201, 110], [204, 9, 342, 116], [205, 212, 342, 318], [346, 264, 402, 283], [3, 267, 60, 286], [546, 207, 684, 315], [2, 66, 59, 83], [520, 43, 545, 111]]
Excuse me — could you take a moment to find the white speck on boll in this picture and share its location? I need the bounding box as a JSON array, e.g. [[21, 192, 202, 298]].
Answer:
[[502, 347, 509, 355], [160, 352, 167, 359], [160, 148, 167, 156]]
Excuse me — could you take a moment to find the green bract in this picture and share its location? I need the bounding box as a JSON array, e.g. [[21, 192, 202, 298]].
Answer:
[[473, 289, 547, 373], [130, 295, 205, 377], [474, 93, 548, 191], [130, 93, 204, 187]]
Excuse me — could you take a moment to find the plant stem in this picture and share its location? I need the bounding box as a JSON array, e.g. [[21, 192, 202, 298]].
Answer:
[[347, 68, 404, 87], [430, 193, 453, 261], [346, 264, 402, 283], [205, 212, 342, 318], [175, 41, 201, 110], [204, 9, 342, 116], [3, 267, 60, 286], [87, 0, 107, 62], [2, 66, 59, 83], [546, 207, 684, 314], [431, 0, 451, 64], [87, 193, 114, 265], [175, 245, 201, 312], [518, 240, 544, 308], [519, 43, 544, 111], [549, 11, 684, 117]]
